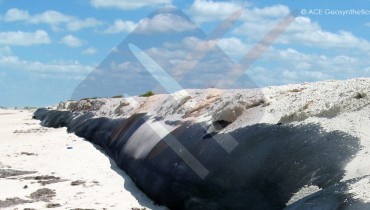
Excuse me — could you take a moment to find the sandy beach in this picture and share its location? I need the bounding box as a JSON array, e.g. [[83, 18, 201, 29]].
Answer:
[[0, 109, 166, 210]]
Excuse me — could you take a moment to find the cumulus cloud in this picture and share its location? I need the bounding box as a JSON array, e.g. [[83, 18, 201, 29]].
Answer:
[[101, 9, 196, 34], [232, 5, 293, 40], [3, 8, 30, 21], [217, 37, 252, 61], [281, 70, 329, 81], [136, 13, 196, 33], [180, 36, 212, 51], [188, 2, 289, 25], [90, 0, 172, 10], [103, 19, 138, 33], [147, 36, 232, 69], [2, 8, 102, 31], [139, 36, 238, 83], [267, 48, 361, 70], [246, 46, 370, 86], [188, 0, 245, 23], [0, 56, 93, 74], [0, 48, 93, 82], [282, 29, 370, 51], [29, 10, 72, 25], [82, 47, 97, 55], [275, 17, 370, 51], [66, 18, 103, 31], [0, 30, 51, 46], [0, 49, 93, 80], [61, 35, 83, 47], [159, 35, 370, 86], [242, 4, 290, 22], [231, 7, 370, 53]]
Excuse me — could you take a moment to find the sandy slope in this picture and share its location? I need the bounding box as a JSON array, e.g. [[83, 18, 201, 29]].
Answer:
[[0, 109, 166, 210], [55, 79, 370, 183]]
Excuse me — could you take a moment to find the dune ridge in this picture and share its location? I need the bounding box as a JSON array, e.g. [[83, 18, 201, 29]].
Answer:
[[34, 78, 370, 209]]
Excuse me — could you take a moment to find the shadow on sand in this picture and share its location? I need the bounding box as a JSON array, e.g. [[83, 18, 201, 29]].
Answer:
[[92, 144, 167, 210]]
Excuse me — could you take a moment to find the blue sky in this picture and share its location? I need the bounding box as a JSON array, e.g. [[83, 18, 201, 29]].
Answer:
[[0, 0, 369, 107]]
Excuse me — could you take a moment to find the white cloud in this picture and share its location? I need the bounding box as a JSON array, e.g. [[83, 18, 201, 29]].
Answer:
[[2, 8, 102, 31], [232, 6, 370, 53], [61, 35, 83, 47], [0, 56, 93, 73], [284, 30, 369, 50], [284, 16, 319, 32], [0, 30, 51, 46], [140, 36, 239, 83], [3, 8, 29, 21], [217, 37, 252, 61], [82, 47, 97, 55], [103, 19, 138, 33], [242, 4, 290, 22], [109, 61, 143, 74], [266, 47, 362, 70], [180, 36, 219, 53], [281, 70, 329, 81], [232, 5, 293, 40], [247, 46, 370, 85], [90, 0, 172, 10], [136, 13, 196, 33], [66, 18, 103, 31], [184, 31, 369, 85], [0, 53, 94, 79], [29, 10, 72, 25], [188, 0, 244, 23], [102, 9, 196, 34], [276, 17, 370, 51]]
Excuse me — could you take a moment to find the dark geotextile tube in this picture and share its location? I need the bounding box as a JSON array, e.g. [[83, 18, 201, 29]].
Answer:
[[33, 108, 364, 210]]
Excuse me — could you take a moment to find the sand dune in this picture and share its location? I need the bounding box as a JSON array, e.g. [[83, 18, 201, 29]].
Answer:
[[33, 78, 370, 209]]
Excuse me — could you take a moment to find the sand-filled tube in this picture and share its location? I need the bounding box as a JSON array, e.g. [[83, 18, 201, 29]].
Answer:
[[33, 109, 364, 210]]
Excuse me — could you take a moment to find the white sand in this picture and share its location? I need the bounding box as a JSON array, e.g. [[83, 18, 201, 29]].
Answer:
[[0, 109, 167, 210]]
